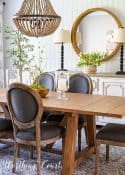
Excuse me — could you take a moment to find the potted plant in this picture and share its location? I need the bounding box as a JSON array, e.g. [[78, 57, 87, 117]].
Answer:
[[77, 51, 108, 73], [4, 26, 44, 83]]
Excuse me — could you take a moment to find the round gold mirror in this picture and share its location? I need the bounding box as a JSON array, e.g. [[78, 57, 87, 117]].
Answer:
[[71, 8, 123, 61]]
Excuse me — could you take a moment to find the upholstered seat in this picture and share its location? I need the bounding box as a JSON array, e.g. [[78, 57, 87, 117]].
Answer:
[[46, 112, 64, 123], [96, 123, 125, 142], [16, 123, 65, 141], [0, 103, 13, 139], [47, 113, 86, 124], [0, 118, 12, 131], [41, 110, 52, 121], [78, 114, 86, 123], [95, 123, 125, 175]]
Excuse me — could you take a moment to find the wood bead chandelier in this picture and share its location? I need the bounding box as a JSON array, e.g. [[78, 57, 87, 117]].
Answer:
[[13, 0, 61, 37]]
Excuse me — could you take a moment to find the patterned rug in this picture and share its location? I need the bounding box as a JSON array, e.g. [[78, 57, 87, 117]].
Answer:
[[0, 139, 125, 175]]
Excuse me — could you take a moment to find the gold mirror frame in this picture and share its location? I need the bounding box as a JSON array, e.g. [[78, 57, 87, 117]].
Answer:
[[71, 7, 123, 62]]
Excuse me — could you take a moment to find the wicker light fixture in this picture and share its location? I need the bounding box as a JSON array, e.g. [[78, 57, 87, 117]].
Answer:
[[13, 0, 61, 37]]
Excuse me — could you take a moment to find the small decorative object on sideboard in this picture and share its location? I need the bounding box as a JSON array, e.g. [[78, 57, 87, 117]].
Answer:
[[31, 84, 49, 98], [77, 51, 108, 74]]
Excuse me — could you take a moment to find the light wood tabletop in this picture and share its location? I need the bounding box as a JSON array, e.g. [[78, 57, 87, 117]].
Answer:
[[0, 88, 125, 175], [0, 88, 125, 117]]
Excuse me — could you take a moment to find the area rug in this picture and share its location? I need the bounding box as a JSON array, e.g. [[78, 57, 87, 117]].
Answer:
[[0, 139, 125, 175]]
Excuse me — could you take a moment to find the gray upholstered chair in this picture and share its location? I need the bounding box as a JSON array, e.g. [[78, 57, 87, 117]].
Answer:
[[38, 72, 64, 123], [0, 104, 13, 141], [38, 72, 55, 91], [7, 83, 65, 175], [47, 73, 93, 151], [95, 123, 125, 175], [68, 73, 93, 151], [38, 72, 56, 121], [0, 118, 13, 139]]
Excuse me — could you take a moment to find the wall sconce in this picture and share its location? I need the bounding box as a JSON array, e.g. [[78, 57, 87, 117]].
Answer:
[[113, 28, 125, 74]]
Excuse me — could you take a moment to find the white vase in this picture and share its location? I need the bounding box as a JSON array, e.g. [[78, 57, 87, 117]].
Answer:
[[83, 65, 97, 74]]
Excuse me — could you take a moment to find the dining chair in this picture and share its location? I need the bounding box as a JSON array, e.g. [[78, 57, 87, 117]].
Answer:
[[47, 73, 93, 151], [95, 123, 125, 175], [0, 104, 13, 143], [68, 73, 93, 151], [38, 72, 56, 121], [38, 72, 65, 123], [7, 82, 65, 175], [0, 118, 13, 139], [38, 72, 56, 91]]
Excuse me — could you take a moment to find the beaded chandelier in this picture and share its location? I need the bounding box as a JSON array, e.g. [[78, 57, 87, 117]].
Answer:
[[13, 0, 61, 37]]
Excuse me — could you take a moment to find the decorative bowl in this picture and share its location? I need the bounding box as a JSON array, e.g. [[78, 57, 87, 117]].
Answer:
[[31, 84, 49, 98], [36, 88, 49, 98]]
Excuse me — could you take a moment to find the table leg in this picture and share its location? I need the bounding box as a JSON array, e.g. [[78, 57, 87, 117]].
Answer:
[[86, 115, 96, 146], [61, 113, 78, 175]]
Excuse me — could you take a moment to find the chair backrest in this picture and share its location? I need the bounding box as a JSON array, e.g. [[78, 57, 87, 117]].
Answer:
[[39, 72, 55, 91], [7, 83, 43, 130], [68, 73, 93, 94]]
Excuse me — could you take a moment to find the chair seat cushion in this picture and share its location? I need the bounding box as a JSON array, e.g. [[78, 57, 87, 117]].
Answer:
[[96, 123, 125, 142], [46, 113, 86, 124], [16, 123, 65, 141], [46, 112, 65, 123], [78, 114, 86, 124], [0, 118, 13, 131], [41, 111, 52, 122]]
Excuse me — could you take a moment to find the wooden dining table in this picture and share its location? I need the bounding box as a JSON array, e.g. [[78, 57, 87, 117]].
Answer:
[[0, 88, 125, 175]]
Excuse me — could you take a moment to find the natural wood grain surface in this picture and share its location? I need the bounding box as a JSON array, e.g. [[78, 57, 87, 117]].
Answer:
[[43, 92, 125, 118], [0, 89, 125, 118], [0, 88, 125, 175]]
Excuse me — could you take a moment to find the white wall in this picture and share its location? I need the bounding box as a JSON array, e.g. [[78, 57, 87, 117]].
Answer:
[[0, 0, 4, 87], [3, 0, 125, 74]]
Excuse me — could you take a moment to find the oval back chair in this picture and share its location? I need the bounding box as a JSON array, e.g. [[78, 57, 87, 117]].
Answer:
[[38, 72, 56, 121], [39, 72, 55, 91], [68, 73, 93, 151], [7, 83, 65, 175]]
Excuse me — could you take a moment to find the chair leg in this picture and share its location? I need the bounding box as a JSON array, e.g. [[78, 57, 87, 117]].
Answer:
[[95, 143, 100, 175], [78, 127, 82, 152], [106, 145, 109, 161], [84, 125, 88, 145], [29, 146, 34, 159], [45, 143, 54, 149], [12, 142, 19, 173], [36, 144, 41, 175], [17, 144, 20, 158], [62, 134, 66, 152]]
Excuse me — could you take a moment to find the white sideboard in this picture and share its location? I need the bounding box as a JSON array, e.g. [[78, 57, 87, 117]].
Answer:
[[90, 73, 125, 125]]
